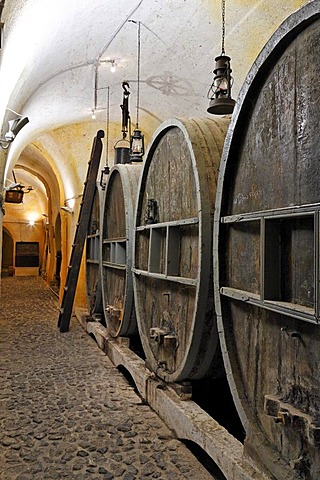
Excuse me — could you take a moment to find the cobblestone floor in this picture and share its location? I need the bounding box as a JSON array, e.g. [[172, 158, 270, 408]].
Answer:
[[0, 276, 213, 480]]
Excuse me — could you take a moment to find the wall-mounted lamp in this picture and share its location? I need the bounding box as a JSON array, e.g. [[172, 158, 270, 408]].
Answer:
[[207, 0, 235, 115], [60, 206, 74, 214], [5, 187, 24, 204], [110, 60, 116, 73], [61, 194, 82, 213], [4, 186, 32, 204], [4, 171, 33, 203], [42, 213, 49, 227], [100, 58, 117, 73], [0, 116, 29, 149]]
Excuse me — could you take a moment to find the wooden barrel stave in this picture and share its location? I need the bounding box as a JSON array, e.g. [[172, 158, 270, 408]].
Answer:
[[101, 164, 141, 337], [133, 117, 229, 382], [86, 186, 104, 317], [214, 3, 320, 479]]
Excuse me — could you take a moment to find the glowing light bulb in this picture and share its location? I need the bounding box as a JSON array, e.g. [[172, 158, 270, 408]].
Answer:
[[110, 61, 116, 73], [28, 213, 37, 226], [91, 111, 96, 120], [66, 198, 75, 210]]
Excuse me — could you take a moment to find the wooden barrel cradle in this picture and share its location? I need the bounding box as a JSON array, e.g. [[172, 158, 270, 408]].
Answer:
[[101, 164, 142, 337], [132, 117, 229, 383], [86, 185, 104, 318], [213, 3, 320, 479]]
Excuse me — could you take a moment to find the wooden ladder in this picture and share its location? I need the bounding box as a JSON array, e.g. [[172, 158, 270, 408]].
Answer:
[[58, 130, 104, 332]]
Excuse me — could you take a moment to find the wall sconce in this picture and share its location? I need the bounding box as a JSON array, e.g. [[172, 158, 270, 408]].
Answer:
[[109, 60, 116, 73], [42, 213, 49, 227], [0, 116, 29, 149], [60, 206, 74, 214], [4, 172, 33, 203], [61, 194, 82, 213], [207, 0, 235, 115], [5, 187, 24, 203], [100, 58, 117, 73]]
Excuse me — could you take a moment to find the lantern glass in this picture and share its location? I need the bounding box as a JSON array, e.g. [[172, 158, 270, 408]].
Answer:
[[130, 129, 144, 162], [214, 76, 229, 93], [132, 136, 143, 154]]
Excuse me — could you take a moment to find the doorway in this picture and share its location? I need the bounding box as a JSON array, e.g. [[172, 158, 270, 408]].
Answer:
[[1, 228, 14, 277]]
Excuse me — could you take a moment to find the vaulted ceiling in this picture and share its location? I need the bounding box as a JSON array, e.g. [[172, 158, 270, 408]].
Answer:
[[0, 0, 306, 200]]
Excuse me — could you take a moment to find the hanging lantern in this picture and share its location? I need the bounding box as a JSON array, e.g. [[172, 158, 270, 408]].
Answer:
[[207, 55, 235, 115], [207, 0, 236, 115], [99, 165, 110, 190], [129, 128, 144, 162], [129, 20, 145, 163]]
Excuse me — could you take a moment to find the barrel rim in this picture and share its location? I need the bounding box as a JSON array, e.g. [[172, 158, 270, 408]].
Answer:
[[213, 0, 320, 438], [133, 117, 225, 381]]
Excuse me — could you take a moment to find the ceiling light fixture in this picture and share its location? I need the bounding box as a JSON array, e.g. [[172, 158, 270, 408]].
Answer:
[[129, 20, 145, 162], [110, 60, 116, 73], [99, 58, 117, 73], [207, 0, 235, 115]]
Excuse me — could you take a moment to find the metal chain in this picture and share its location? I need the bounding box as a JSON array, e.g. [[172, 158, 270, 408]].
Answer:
[[106, 86, 110, 164], [221, 0, 226, 55], [136, 21, 141, 128]]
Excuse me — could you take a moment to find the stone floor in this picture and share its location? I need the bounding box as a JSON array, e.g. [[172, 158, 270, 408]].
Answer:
[[0, 276, 214, 480]]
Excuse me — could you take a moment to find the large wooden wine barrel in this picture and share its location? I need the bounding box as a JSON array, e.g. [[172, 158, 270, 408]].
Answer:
[[86, 186, 103, 318], [133, 117, 228, 382], [101, 164, 141, 337], [214, 3, 320, 479]]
